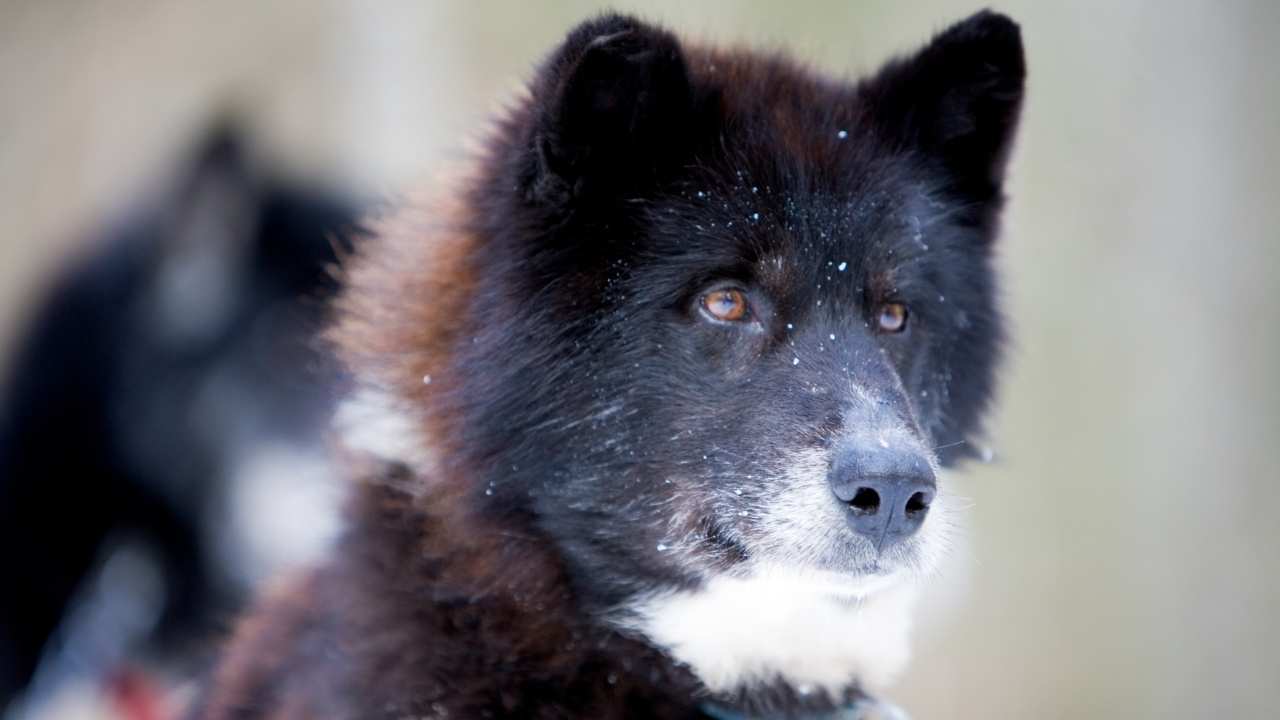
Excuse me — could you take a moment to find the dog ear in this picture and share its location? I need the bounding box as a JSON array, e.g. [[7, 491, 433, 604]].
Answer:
[[525, 14, 694, 209], [861, 10, 1025, 206]]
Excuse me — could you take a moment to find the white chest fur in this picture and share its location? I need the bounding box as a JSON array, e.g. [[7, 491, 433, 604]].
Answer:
[[621, 566, 919, 696]]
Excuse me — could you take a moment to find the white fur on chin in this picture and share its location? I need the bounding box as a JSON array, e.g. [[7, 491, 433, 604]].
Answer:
[[621, 564, 919, 696]]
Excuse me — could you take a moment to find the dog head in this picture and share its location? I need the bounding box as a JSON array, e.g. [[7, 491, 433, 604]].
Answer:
[[339, 9, 1023, 706]]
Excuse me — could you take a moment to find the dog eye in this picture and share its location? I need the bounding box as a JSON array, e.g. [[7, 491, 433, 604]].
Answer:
[[876, 302, 909, 333], [700, 288, 750, 322]]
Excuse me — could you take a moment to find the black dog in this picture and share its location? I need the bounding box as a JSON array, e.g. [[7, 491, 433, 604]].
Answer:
[[0, 128, 360, 708], [197, 10, 1023, 719]]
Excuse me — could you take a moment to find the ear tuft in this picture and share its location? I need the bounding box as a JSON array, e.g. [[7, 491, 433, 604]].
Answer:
[[526, 14, 693, 208], [862, 10, 1026, 203]]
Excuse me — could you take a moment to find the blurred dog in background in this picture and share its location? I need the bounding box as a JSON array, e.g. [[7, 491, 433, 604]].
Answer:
[[0, 126, 361, 717]]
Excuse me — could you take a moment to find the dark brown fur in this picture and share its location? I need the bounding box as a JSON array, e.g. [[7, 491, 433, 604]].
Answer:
[[195, 464, 710, 719]]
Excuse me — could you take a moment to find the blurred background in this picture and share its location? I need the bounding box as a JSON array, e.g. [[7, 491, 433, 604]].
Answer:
[[1, 2, 1277, 718]]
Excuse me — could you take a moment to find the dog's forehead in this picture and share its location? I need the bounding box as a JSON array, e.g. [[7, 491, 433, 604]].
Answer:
[[670, 171, 903, 239], [745, 191, 915, 280]]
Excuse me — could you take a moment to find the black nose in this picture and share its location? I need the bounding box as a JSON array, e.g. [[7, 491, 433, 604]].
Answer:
[[829, 443, 936, 549]]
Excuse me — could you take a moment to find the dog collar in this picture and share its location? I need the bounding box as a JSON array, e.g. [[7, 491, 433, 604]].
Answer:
[[700, 695, 910, 720]]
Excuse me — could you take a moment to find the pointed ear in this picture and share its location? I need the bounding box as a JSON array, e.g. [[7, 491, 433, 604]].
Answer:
[[171, 124, 259, 253], [861, 10, 1025, 204], [525, 14, 694, 208]]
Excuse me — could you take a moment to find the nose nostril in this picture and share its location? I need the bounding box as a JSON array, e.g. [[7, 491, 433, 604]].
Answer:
[[849, 487, 881, 515], [905, 491, 930, 516]]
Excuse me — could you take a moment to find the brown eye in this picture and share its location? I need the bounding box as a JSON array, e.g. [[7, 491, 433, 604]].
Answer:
[[701, 288, 750, 322], [877, 302, 909, 333]]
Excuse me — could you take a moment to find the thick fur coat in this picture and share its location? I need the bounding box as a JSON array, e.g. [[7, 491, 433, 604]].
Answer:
[[194, 10, 1024, 719]]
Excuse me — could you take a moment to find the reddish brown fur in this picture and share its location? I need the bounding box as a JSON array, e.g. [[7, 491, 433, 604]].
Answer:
[[327, 186, 479, 468]]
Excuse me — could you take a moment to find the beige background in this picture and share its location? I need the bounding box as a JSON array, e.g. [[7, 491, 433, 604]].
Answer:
[[2, 2, 1278, 718]]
